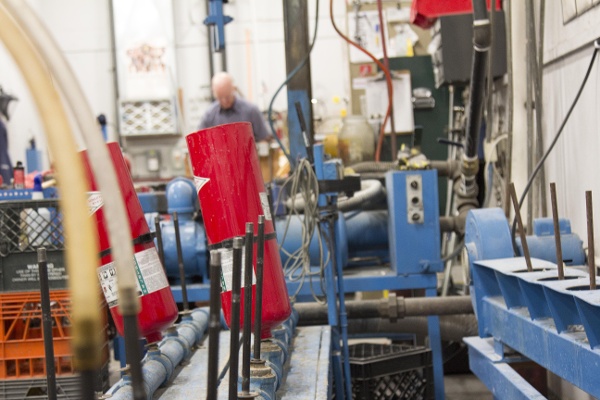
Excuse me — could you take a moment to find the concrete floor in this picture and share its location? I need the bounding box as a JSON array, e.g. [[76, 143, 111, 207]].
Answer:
[[445, 374, 493, 400]]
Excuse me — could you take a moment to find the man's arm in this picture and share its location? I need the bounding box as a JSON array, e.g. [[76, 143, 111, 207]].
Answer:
[[249, 106, 271, 142]]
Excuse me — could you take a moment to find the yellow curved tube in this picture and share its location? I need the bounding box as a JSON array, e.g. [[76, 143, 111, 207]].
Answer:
[[0, 4, 102, 370], [1, 0, 139, 315]]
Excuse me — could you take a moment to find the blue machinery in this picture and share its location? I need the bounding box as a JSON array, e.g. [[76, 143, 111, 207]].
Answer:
[[465, 207, 600, 399], [138, 144, 447, 399]]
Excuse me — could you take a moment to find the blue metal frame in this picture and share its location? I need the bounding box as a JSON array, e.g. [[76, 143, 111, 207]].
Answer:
[[465, 207, 600, 399], [203, 0, 232, 52], [465, 336, 545, 400]]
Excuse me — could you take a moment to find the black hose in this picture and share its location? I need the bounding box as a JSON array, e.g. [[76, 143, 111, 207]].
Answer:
[[512, 45, 599, 248]]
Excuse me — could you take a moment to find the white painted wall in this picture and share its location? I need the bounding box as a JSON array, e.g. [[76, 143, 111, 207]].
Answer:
[[0, 0, 349, 172], [539, 1, 600, 258]]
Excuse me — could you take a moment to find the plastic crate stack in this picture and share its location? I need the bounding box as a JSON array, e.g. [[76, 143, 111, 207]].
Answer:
[[348, 343, 433, 400], [0, 199, 109, 399]]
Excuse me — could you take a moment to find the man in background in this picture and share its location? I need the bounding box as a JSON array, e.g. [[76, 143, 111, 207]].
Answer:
[[198, 72, 270, 142]]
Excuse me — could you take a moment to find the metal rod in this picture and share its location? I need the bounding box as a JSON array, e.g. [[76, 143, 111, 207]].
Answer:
[[253, 216, 265, 360], [229, 237, 244, 400], [204, 0, 215, 100], [173, 211, 189, 311], [550, 183, 564, 280], [123, 314, 147, 400], [207, 251, 222, 400], [38, 248, 57, 400], [80, 369, 98, 400], [241, 223, 254, 394], [509, 183, 533, 272], [266, 184, 276, 229], [154, 216, 166, 272], [586, 191, 597, 290]]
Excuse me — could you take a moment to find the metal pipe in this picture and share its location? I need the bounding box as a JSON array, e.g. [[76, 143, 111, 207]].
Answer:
[[229, 237, 244, 399], [38, 248, 57, 400], [242, 223, 254, 394], [80, 369, 97, 400], [510, 182, 533, 271], [586, 191, 596, 290], [105, 308, 210, 400], [344, 315, 479, 342], [464, 0, 490, 159], [204, 0, 215, 100], [123, 314, 146, 400], [530, 0, 547, 218], [173, 211, 189, 311], [207, 251, 221, 400], [550, 183, 564, 280], [328, 216, 352, 400], [253, 216, 265, 360], [294, 295, 473, 324], [504, 0, 514, 217], [155, 216, 165, 271], [376, 0, 396, 160]]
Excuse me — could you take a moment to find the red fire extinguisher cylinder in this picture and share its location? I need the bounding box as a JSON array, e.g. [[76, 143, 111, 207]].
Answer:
[[186, 122, 291, 338], [81, 143, 178, 343]]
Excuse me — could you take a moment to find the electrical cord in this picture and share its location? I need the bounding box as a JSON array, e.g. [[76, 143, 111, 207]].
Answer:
[[276, 159, 328, 303], [511, 44, 599, 246], [267, 0, 320, 165], [330, 0, 395, 162]]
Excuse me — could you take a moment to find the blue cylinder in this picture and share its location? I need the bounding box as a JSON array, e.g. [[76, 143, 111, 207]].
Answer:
[[516, 217, 585, 266], [275, 213, 348, 269], [345, 210, 389, 262]]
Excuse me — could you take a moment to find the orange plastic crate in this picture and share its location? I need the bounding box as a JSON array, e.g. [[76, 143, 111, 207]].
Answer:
[[0, 290, 108, 379]]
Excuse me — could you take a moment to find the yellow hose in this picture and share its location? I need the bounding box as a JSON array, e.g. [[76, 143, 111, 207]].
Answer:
[[2, 0, 139, 316], [0, 4, 102, 370]]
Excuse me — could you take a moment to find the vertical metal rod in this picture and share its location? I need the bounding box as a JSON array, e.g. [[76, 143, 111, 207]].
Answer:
[[241, 223, 254, 394], [229, 237, 244, 399], [154, 216, 166, 272], [80, 370, 97, 400], [586, 191, 597, 290], [550, 183, 564, 280], [266, 184, 276, 229], [253, 216, 265, 360], [123, 314, 146, 400], [38, 248, 57, 400], [509, 183, 533, 272], [173, 211, 189, 311], [207, 251, 222, 400], [204, 0, 215, 100]]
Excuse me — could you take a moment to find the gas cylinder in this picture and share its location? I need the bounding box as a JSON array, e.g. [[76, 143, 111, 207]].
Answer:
[[80, 142, 178, 343], [186, 122, 291, 338]]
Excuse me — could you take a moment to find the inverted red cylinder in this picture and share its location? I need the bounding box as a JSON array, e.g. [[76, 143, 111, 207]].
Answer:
[[186, 122, 291, 338], [81, 142, 178, 343]]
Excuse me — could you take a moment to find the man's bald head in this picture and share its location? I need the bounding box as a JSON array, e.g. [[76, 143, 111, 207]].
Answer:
[[212, 72, 236, 109]]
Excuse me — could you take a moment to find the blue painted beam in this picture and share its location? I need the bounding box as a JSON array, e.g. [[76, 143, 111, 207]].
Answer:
[[482, 296, 600, 398], [465, 336, 545, 400]]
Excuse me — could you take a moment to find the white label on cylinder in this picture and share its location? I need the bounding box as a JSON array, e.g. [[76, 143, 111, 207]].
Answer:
[[87, 191, 104, 215], [259, 192, 272, 221], [218, 247, 256, 292], [97, 247, 169, 308], [193, 176, 210, 193]]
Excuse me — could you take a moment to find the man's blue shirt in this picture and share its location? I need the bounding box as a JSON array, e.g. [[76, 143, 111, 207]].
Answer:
[[198, 97, 270, 141]]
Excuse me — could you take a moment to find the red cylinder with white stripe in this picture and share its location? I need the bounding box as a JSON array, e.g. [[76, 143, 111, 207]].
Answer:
[[80, 142, 178, 343], [186, 122, 291, 338]]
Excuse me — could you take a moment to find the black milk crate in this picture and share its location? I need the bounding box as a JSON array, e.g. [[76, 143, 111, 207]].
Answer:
[[0, 200, 67, 292], [348, 343, 433, 400], [0, 363, 109, 399]]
